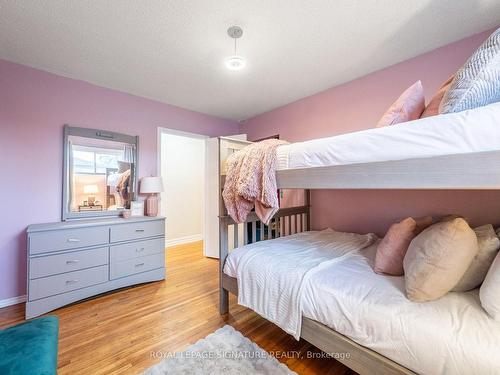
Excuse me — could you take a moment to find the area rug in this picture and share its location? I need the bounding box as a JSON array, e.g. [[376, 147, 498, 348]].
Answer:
[[143, 325, 296, 374]]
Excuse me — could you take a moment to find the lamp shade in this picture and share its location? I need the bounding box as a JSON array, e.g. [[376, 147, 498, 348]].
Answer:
[[140, 176, 164, 193], [83, 184, 99, 194]]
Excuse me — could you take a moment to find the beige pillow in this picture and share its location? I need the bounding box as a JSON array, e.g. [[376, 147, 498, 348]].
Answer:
[[403, 218, 478, 302], [439, 214, 465, 223], [453, 224, 500, 292], [480, 251, 500, 321]]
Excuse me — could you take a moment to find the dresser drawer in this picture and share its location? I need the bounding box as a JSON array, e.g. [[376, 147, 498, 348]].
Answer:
[[29, 265, 108, 301], [110, 220, 164, 243], [110, 238, 164, 263], [110, 253, 164, 280], [29, 227, 109, 255], [30, 247, 109, 279]]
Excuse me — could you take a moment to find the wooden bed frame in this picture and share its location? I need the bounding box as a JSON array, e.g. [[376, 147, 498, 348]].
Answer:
[[219, 207, 415, 375], [217, 137, 500, 375], [276, 149, 500, 189]]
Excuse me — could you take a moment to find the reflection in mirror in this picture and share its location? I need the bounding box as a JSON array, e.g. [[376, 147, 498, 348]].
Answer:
[[67, 135, 136, 214]]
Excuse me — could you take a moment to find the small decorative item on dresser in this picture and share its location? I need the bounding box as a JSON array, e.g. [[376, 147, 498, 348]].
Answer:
[[83, 184, 99, 206], [78, 204, 103, 212], [140, 176, 164, 217], [121, 209, 131, 219], [130, 201, 144, 217]]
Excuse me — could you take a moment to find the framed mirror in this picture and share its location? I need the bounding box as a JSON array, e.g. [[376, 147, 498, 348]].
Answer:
[[62, 125, 138, 220]]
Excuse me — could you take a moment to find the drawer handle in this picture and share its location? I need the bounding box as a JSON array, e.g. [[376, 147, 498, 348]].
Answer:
[[135, 263, 145, 267], [136, 247, 145, 252], [65, 279, 79, 285], [67, 238, 81, 243], [135, 229, 145, 233], [66, 260, 80, 264]]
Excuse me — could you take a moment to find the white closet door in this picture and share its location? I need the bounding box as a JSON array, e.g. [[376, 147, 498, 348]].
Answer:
[[204, 135, 247, 258]]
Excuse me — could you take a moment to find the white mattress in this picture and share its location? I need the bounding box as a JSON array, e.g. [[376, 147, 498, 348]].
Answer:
[[224, 233, 500, 375], [224, 229, 376, 339], [276, 101, 500, 170], [302, 243, 500, 375]]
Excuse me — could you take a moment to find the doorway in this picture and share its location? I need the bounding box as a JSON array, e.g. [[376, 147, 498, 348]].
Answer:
[[158, 128, 207, 247]]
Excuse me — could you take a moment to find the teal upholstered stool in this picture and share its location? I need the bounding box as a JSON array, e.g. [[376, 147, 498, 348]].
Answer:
[[0, 316, 59, 375]]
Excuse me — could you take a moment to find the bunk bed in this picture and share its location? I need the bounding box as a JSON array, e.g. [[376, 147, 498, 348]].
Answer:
[[217, 101, 500, 375]]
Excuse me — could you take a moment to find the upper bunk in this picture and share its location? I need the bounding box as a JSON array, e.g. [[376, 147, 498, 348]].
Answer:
[[220, 101, 500, 190]]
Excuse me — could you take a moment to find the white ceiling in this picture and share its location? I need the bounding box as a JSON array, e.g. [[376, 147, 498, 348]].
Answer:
[[1, 1, 499, 121]]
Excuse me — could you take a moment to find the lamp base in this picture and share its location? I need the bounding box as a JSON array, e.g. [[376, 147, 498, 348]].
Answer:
[[145, 194, 159, 217]]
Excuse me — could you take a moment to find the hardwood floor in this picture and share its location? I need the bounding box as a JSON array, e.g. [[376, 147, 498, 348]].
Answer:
[[0, 241, 354, 375]]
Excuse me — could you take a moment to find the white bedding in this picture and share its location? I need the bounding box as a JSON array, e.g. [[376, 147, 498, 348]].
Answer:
[[302, 243, 500, 375], [276, 101, 500, 170], [224, 229, 376, 339], [224, 232, 500, 375]]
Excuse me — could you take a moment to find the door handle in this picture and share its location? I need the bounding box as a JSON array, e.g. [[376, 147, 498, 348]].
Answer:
[[67, 238, 81, 243], [135, 229, 145, 233], [136, 247, 145, 252], [134, 263, 145, 267], [65, 279, 79, 285], [66, 260, 80, 264]]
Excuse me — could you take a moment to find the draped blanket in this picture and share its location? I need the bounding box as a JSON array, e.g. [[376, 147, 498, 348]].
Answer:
[[222, 139, 288, 225]]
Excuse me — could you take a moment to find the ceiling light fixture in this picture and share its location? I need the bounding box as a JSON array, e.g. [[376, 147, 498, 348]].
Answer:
[[225, 26, 246, 71]]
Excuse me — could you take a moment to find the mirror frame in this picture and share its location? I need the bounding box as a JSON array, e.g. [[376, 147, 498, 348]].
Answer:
[[62, 125, 139, 221]]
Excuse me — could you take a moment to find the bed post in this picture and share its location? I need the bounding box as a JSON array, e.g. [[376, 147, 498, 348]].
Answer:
[[219, 216, 229, 314], [305, 189, 311, 230]]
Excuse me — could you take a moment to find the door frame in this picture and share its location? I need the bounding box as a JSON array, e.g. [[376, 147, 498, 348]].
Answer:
[[157, 127, 208, 247]]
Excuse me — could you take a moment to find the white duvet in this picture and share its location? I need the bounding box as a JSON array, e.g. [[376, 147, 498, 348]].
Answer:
[[224, 232, 500, 375], [303, 243, 500, 375], [224, 229, 376, 339], [276, 101, 500, 170]]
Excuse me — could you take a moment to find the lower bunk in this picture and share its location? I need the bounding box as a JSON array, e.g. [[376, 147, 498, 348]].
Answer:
[[219, 211, 500, 375], [221, 274, 414, 375]]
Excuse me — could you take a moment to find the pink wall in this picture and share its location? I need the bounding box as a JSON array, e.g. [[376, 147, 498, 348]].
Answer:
[[241, 29, 500, 236], [0, 59, 238, 301]]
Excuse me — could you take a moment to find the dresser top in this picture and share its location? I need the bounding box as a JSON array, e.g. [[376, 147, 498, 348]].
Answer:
[[27, 216, 165, 233]]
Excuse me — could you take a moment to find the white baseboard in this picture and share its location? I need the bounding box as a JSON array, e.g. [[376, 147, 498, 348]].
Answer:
[[0, 295, 26, 309], [165, 234, 203, 247]]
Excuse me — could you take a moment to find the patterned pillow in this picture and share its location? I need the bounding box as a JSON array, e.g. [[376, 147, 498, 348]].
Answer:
[[440, 28, 500, 114]]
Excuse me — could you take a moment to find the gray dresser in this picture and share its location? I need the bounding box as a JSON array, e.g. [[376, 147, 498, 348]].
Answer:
[[26, 216, 165, 318]]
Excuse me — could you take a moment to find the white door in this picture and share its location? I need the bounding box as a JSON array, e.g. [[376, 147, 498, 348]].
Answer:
[[204, 134, 247, 258]]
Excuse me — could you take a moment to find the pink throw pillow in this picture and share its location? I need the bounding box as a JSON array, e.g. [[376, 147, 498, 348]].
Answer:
[[421, 76, 454, 118], [376, 81, 425, 128], [374, 216, 432, 276]]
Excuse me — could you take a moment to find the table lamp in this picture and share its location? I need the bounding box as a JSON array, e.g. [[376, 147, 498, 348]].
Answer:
[[83, 184, 99, 206], [140, 177, 164, 216]]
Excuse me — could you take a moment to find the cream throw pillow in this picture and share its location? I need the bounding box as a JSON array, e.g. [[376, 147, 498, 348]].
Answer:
[[403, 218, 478, 302], [480, 251, 500, 320], [452, 224, 500, 292]]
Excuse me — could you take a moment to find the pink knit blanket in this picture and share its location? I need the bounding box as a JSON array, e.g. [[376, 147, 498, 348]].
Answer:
[[222, 139, 288, 225]]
